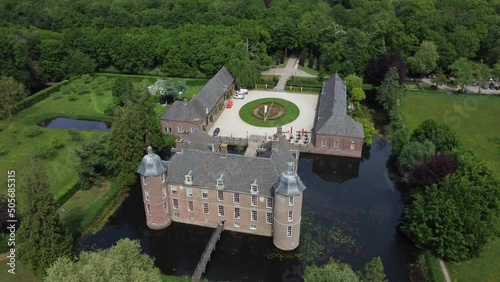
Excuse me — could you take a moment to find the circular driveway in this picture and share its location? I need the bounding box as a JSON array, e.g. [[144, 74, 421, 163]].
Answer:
[[209, 90, 318, 138]]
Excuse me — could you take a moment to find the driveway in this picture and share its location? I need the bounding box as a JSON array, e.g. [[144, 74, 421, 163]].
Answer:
[[209, 90, 318, 139], [262, 57, 316, 90]]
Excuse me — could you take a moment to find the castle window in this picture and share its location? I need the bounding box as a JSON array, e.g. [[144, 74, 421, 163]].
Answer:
[[147, 205, 151, 216], [142, 176, 147, 185], [334, 140, 339, 148], [164, 202, 168, 213], [233, 193, 240, 204], [218, 205, 224, 217], [177, 126, 183, 133], [217, 174, 224, 189], [288, 211, 293, 222], [161, 174, 165, 183], [188, 201, 194, 212], [234, 207, 240, 219], [234, 222, 240, 228], [173, 199, 179, 210], [186, 188, 193, 198], [203, 203, 209, 214], [289, 196, 294, 206], [251, 210, 258, 222], [217, 191, 224, 202], [185, 170, 193, 185], [165, 127, 171, 133], [266, 212, 273, 224], [287, 226, 292, 237], [145, 191, 149, 202], [250, 224, 257, 230], [250, 179, 258, 194], [350, 143, 355, 150], [174, 213, 179, 218], [202, 189, 208, 199], [251, 195, 257, 207], [171, 185, 178, 195], [266, 198, 273, 209], [321, 139, 327, 147], [162, 188, 167, 199]]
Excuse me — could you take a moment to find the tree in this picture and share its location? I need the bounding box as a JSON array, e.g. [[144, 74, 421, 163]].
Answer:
[[17, 157, 72, 276], [409, 153, 458, 191], [62, 50, 97, 78], [304, 259, 360, 282], [350, 87, 366, 103], [390, 127, 410, 157], [410, 119, 461, 153], [397, 141, 435, 173], [376, 67, 404, 115], [354, 117, 375, 145], [450, 58, 474, 91], [473, 62, 491, 94], [226, 42, 261, 88], [0, 76, 27, 118], [407, 41, 439, 76], [75, 135, 111, 189], [362, 257, 387, 282], [345, 74, 363, 93], [111, 77, 134, 108], [430, 69, 447, 87], [45, 239, 162, 282]]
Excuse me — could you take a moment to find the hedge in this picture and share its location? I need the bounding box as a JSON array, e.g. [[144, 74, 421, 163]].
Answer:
[[0, 80, 70, 120]]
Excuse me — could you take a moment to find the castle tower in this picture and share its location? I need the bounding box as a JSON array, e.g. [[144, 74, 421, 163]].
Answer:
[[137, 146, 171, 230], [272, 162, 306, 250]]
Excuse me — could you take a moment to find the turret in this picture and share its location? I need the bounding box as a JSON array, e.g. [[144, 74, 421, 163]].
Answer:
[[272, 162, 306, 250], [137, 146, 171, 230]]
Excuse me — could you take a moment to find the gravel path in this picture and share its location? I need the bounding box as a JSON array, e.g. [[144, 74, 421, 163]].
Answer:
[[262, 57, 316, 91]]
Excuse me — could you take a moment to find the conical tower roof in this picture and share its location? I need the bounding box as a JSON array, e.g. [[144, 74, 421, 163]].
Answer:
[[137, 146, 167, 176], [273, 162, 306, 196]]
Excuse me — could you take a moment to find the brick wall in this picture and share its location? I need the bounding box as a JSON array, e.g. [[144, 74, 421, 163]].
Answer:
[[141, 173, 172, 230], [313, 134, 363, 158]]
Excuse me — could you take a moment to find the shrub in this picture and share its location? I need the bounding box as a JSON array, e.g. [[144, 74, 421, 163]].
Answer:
[[49, 137, 65, 149], [210, 115, 214, 122], [23, 126, 43, 138], [34, 147, 58, 160], [81, 74, 92, 84], [68, 129, 83, 142], [68, 95, 79, 101], [0, 148, 9, 157]]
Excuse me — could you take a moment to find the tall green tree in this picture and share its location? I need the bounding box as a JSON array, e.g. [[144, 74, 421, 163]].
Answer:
[[410, 119, 461, 153], [45, 239, 162, 282], [431, 69, 447, 87], [354, 116, 375, 145], [226, 42, 261, 88], [407, 41, 439, 76], [397, 140, 435, 173], [75, 135, 111, 189], [304, 258, 360, 282], [390, 127, 410, 157], [111, 77, 134, 108], [362, 257, 387, 282], [17, 157, 73, 276], [450, 58, 474, 91], [344, 74, 363, 93], [0, 76, 27, 118], [376, 67, 404, 116]]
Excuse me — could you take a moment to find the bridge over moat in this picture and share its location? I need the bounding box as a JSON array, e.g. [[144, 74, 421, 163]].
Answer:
[[191, 223, 225, 282]]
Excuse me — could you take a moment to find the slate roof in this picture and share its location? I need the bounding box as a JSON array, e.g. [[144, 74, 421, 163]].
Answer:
[[314, 74, 364, 138], [166, 136, 299, 197], [175, 128, 220, 152], [161, 67, 234, 122], [273, 162, 307, 196], [137, 147, 168, 176]]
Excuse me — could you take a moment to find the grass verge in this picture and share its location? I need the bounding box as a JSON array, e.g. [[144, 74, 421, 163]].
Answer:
[[239, 98, 300, 127], [424, 252, 447, 282]]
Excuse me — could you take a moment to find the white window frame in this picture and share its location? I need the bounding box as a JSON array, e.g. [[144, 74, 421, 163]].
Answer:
[[217, 191, 224, 202], [203, 203, 209, 214], [288, 211, 293, 222], [233, 193, 240, 204], [287, 226, 292, 237], [164, 201, 168, 213], [185, 175, 192, 185], [251, 195, 257, 207], [250, 183, 258, 194], [234, 207, 240, 219], [289, 196, 294, 206], [147, 204, 151, 216], [187, 201, 194, 212], [234, 222, 240, 228], [177, 126, 183, 133], [334, 140, 339, 148], [251, 210, 258, 222], [250, 224, 257, 230], [350, 143, 355, 150], [171, 185, 178, 196], [142, 176, 147, 185], [218, 205, 224, 217], [145, 191, 149, 202], [173, 199, 179, 210], [217, 179, 224, 188], [174, 212, 179, 218], [161, 174, 165, 183], [266, 198, 273, 209], [201, 189, 208, 199], [266, 212, 273, 224], [321, 139, 327, 147], [162, 188, 167, 199], [186, 187, 193, 198]]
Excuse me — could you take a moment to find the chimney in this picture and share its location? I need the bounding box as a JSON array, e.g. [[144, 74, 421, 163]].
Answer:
[[271, 135, 279, 151], [276, 125, 282, 135], [175, 138, 183, 153], [220, 143, 228, 158]]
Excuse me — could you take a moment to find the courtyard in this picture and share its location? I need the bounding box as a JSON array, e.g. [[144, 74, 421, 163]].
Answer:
[[208, 90, 318, 139]]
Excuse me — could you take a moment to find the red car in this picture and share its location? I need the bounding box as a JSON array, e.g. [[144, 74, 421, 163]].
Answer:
[[226, 100, 233, 108]]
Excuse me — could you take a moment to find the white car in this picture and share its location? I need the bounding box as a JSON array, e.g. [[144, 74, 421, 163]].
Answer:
[[237, 88, 248, 94], [233, 94, 245, 99]]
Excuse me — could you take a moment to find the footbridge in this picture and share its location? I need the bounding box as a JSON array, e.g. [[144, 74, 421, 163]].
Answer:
[[191, 222, 225, 282]]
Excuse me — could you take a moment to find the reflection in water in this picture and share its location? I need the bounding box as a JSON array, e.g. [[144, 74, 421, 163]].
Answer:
[[80, 136, 412, 282], [38, 117, 110, 131]]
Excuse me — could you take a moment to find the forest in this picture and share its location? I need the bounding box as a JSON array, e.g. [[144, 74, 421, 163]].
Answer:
[[0, 0, 499, 90]]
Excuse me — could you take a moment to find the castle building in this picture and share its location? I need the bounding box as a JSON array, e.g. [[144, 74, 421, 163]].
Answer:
[[137, 130, 306, 251]]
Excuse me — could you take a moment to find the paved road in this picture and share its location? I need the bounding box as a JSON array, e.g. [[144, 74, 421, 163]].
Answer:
[[421, 78, 500, 95], [262, 57, 316, 90], [438, 258, 452, 282]]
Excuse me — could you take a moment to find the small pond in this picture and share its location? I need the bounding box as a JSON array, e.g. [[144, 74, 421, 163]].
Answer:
[[38, 117, 110, 131]]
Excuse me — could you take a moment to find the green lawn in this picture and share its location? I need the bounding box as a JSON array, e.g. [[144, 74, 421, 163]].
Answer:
[[0, 261, 40, 282], [239, 98, 300, 127], [400, 90, 500, 281], [297, 65, 319, 76]]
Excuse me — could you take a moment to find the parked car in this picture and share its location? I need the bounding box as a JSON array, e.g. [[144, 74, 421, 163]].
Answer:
[[237, 88, 248, 94], [213, 127, 220, 137], [234, 94, 245, 99]]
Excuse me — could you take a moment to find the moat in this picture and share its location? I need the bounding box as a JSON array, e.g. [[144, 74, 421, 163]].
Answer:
[[80, 136, 412, 281]]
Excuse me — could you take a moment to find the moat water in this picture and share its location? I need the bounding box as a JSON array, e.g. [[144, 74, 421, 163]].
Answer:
[[38, 117, 110, 131], [79, 136, 413, 281]]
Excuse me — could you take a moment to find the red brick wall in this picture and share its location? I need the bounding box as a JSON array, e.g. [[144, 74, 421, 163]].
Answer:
[[313, 134, 363, 158], [141, 174, 172, 230]]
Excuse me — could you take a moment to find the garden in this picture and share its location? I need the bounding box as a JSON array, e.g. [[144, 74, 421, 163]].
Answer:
[[239, 98, 300, 127]]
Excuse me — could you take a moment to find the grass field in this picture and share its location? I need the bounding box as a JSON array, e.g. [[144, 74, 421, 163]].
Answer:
[[239, 98, 300, 127], [400, 90, 500, 281]]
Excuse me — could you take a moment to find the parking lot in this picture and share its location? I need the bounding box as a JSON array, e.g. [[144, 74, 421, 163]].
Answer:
[[208, 90, 319, 139]]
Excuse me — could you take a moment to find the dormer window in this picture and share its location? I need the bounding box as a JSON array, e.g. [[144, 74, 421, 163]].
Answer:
[[161, 174, 165, 183], [185, 170, 193, 185], [250, 179, 258, 194], [217, 174, 224, 189]]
